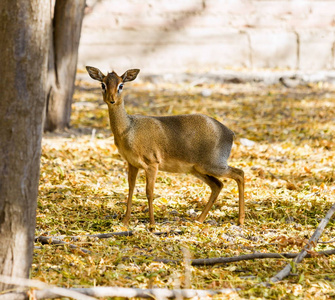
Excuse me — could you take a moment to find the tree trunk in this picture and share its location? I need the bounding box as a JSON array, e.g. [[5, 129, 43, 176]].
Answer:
[[0, 0, 50, 294], [44, 0, 86, 132]]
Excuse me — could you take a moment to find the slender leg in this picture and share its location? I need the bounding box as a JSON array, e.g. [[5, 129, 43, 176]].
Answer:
[[222, 166, 245, 225], [192, 170, 223, 223], [145, 164, 158, 225], [122, 163, 139, 225]]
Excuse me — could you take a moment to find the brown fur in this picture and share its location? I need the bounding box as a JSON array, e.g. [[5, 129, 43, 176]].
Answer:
[[86, 66, 245, 225]]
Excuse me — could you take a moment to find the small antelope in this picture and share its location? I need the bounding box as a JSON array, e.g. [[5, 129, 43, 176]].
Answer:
[[86, 66, 245, 225]]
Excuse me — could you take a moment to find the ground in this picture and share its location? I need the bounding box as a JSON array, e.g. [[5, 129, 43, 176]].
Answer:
[[33, 77, 335, 299]]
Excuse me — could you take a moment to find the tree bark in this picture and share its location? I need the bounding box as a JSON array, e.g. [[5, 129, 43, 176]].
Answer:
[[44, 0, 86, 132], [0, 0, 50, 294]]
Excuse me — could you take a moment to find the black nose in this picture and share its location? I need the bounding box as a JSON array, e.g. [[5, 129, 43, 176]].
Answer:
[[110, 100, 115, 104]]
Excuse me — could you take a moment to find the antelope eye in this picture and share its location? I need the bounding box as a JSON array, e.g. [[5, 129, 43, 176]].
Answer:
[[118, 83, 124, 93], [101, 82, 106, 91]]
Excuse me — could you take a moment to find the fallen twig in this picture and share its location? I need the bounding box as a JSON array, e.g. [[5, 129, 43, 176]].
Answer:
[[35, 236, 91, 254], [0, 275, 237, 300], [35, 230, 183, 241], [34, 286, 238, 299], [191, 249, 335, 266], [86, 230, 183, 239], [0, 275, 95, 300], [269, 202, 335, 283], [319, 239, 335, 244], [35, 230, 183, 255], [121, 249, 335, 266], [87, 231, 134, 238], [35, 232, 335, 268]]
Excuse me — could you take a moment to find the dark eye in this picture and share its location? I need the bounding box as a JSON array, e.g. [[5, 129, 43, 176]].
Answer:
[[118, 83, 124, 93], [101, 82, 106, 91]]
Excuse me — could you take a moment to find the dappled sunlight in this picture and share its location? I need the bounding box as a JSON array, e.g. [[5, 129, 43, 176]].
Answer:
[[34, 81, 335, 298]]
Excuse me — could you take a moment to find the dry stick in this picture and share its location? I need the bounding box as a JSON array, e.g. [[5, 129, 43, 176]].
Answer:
[[34, 286, 238, 300], [0, 275, 95, 300], [0, 274, 238, 300], [191, 249, 335, 266], [319, 239, 335, 244], [182, 247, 192, 289], [87, 231, 134, 238], [36, 234, 335, 266], [270, 202, 335, 284], [35, 231, 182, 254], [86, 230, 183, 239], [141, 249, 335, 266], [35, 236, 91, 254], [38, 230, 183, 240]]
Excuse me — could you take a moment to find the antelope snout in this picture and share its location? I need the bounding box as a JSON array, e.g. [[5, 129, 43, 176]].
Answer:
[[108, 96, 115, 104]]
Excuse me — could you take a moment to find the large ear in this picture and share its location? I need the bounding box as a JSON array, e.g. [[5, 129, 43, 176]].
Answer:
[[86, 66, 105, 82], [121, 69, 140, 82]]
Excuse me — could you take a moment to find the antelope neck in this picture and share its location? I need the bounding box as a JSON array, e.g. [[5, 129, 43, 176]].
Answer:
[[107, 101, 131, 137]]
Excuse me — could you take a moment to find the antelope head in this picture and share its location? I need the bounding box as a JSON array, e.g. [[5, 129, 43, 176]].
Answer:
[[86, 66, 140, 105]]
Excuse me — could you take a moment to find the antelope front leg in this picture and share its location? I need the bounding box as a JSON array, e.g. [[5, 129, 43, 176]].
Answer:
[[237, 175, 245, 225], [145, 164, 158, 225], [122, 163, 139, 225]]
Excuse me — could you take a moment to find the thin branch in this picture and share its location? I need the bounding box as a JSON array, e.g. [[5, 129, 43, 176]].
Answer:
[[35, 236, 91, 254], [35, 230, 183, 255], [0, 273, 237, 299], [87, 231, 134, 238], [34, 286, 238, 299], [319, 239, 335, 244], [0, 275, 95, 300], [36, 232, 335, 268], [191, 249, 335, 266], [270, 203, 335, 283], [86, 230, 183, 239], [35, 230, 183, 243], [121, 249, 335, 266]]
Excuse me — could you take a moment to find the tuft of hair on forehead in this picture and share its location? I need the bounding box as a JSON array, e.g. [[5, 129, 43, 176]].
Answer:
[[107, 71, 119, 77], [105, 71, 122, 86]]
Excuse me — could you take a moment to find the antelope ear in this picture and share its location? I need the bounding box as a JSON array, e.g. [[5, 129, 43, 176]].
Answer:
[[121, 69, 140, 82], [86, 66, 105, 82]]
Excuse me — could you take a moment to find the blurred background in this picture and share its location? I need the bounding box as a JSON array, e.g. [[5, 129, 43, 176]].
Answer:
[[78, 0, 335, 78]]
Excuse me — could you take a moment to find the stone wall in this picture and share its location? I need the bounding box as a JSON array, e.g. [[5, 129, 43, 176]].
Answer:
[[78, 0, 335, 75]]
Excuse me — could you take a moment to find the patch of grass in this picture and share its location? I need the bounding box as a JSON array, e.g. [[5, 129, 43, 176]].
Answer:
[[33, 81, 335, 299]]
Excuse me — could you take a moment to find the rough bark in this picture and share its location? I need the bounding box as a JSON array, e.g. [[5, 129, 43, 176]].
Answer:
[[0, 0, 50, 293], [44, 0, 86, 132]]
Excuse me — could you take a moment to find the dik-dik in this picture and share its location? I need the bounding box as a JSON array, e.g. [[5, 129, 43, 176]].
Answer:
[[86, 66, 245, 225]]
